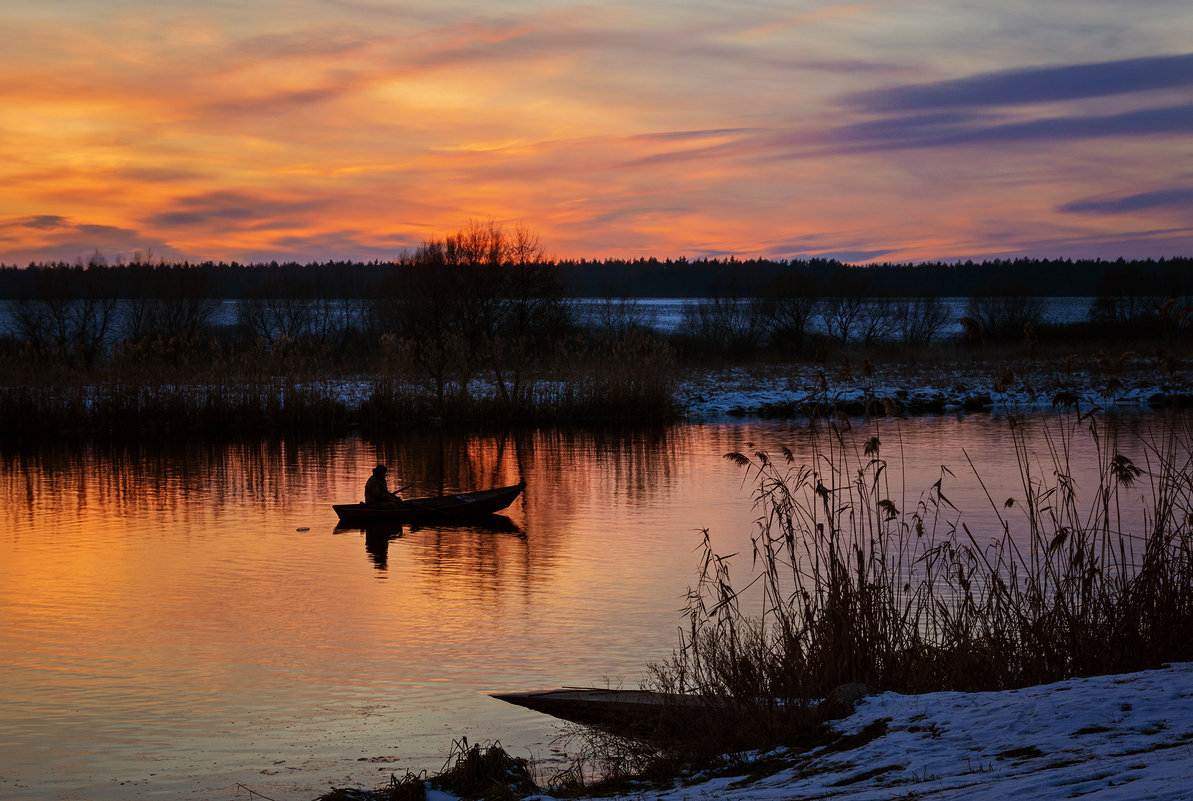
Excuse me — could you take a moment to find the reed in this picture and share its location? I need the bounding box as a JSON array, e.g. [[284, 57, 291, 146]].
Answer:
[[0, 327, 678, 435], [646, 407, 1193, 754]]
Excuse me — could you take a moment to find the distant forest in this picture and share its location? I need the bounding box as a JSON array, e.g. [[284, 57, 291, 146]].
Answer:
[[1, 255, 1191, 299]]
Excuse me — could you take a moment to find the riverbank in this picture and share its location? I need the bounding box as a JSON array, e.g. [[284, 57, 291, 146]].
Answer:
[[568, 662, 1193, 801], [678, 354, 1192, 419], [3, 351, 1189, 438], [328, 663, 1193, 801]]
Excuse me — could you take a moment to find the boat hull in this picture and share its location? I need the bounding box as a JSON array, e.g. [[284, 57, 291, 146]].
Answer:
[[333, 481, 526, 523], [491, 687, 714, 737]]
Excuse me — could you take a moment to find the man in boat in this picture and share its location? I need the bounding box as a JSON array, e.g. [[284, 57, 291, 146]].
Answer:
[[364, 465, 402, 507]]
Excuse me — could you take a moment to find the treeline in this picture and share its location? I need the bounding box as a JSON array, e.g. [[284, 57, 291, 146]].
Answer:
[[3, 224, 1191, 434], [2, 252, 1192, 300], [559, 256, 1193, 298], [0, 223, 679, 432]]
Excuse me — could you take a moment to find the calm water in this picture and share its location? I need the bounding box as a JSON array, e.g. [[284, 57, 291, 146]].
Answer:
[[0, 412, 1183, 800]]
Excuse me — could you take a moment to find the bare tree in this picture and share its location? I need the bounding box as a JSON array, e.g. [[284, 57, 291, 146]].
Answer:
[[966, 283, 1043, 341], [857, 298, 898, 346], [758, 272, 819, 355], [122, 259, 219, 353], [680, 290, 767, 359], [13, 263, 118, 368], [893, 296, 951, 345], [377, 220, 570, 407]]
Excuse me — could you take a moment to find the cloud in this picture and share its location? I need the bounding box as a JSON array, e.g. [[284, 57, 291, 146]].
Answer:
[[1058, 187, 1193, 215], [785, 53, 1193, 157], [0, 215, 188, 264], [22, 215, 70, 230], [758, 229, 898, 263], [804, 103, 1193, 154], [237, 229, 418, 262], [112, 166, 206, 183], [963, 226, 1193, 262], [144, 192, 325, 229], [629, 128, 757, 144], [848, 52, 1193, 112]]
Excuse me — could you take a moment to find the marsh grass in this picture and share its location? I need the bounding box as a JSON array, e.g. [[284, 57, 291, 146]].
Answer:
[[430, 739, 537, 801], [544, 724, 661, 796], [0, 375, 354, 435], [0, 329, 677, 435], [643, 406, 1193, 755], [318, 739, 535, 801]]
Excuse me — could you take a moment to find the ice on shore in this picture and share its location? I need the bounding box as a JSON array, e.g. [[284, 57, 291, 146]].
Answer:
[[524, 662, 1193, 801], [677, 360, 1189, 420]]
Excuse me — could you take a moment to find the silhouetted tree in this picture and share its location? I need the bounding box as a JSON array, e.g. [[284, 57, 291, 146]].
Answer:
[[13, 264, 117, 368], [965, 283, 1043, 342], [679, 276, 767, 359], [377, 221, 570, 407], [819, 270, 869, 344], [893, 296, 952, 345], [758, 271, 820, 355], [121, 257, 219, 359]]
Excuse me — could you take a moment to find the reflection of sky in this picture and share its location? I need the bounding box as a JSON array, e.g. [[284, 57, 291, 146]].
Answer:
[[1, 1, 1191, 264], [0, 415, 1176, 797]]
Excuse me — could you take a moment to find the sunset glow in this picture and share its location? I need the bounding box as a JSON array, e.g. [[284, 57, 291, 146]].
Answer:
[[2, 1, 1191, 264]]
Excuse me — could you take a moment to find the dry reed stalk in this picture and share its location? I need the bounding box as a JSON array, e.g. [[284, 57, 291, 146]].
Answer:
[[649, 408, 1193, 754]]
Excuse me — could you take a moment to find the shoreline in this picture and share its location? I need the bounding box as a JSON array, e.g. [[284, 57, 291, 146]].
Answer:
[[3, 354, 1190, 439], [319, 662, 1193, 801], [677, 359, 1193, 421], [572, 662, 1193, 801]]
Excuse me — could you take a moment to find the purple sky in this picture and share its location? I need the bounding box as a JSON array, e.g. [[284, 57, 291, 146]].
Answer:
[[2, 0, 1191, 264]]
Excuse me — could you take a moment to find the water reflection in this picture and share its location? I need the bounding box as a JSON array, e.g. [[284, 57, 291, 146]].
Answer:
[[2, 412, 1188, 801], [336, 515, 523, 573]]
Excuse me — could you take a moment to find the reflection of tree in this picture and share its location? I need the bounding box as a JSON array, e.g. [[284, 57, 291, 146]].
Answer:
[[0, 424, 683, 603], [0, 436, 344, 521]]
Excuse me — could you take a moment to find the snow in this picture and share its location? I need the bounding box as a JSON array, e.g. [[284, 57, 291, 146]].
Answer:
[[522, 663, 1193, 801], [676, 360, 1191, 420]]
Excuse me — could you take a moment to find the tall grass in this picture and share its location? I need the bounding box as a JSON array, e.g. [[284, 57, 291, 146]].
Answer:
[[0, 328, 677, 435], [647, 408, 1193, 751]]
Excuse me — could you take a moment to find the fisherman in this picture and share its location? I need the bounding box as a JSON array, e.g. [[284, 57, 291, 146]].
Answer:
[[364, 464, 402, 507]]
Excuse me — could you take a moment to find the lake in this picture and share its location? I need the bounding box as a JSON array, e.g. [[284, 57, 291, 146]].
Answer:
[[0, 297, 1094, 342], [0, 410, 1182, 800]]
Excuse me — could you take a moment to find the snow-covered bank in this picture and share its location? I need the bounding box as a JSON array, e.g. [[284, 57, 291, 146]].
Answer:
[[516, 663, 1193, 801], [678, 360, 1193, 420]]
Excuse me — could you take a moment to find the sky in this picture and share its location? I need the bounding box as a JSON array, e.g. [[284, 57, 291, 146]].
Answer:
[[1, 0, 1191, 266]]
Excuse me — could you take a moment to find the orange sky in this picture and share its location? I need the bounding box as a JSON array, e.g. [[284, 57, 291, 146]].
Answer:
[[2, 1, 1192, 265]]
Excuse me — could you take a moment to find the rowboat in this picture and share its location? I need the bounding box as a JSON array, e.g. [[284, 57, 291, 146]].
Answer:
[[491, 687, 710, 735], [492, 688, 718, 738], [333, 481, 526, 523], [494, 684, 860, 737]]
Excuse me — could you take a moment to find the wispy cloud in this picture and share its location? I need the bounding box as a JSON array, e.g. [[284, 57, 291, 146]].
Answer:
[[21, 215, 70, 230], [812, 103, 1193, 153], [1059, 187, 1193, 215], [0, 215, 185, 264], [144, 192, 327, 229], [847, 52, 1193, 112]]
